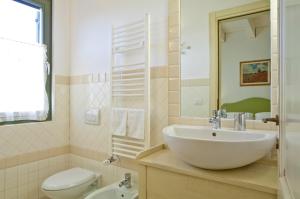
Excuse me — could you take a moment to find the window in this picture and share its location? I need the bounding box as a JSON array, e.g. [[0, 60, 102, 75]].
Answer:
[[0, 0, 52, 124]]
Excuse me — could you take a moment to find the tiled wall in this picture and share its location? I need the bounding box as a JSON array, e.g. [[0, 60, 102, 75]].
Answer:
[[70, 74, 110, 154], [69, 67, 169, 154], [168, 0, 181, 123], [68, 73, 143, 186], [0, 154, 69, 199], [150, 73, 169, 146], [69, 154, 138, 187], [270, 0, 279, 117]]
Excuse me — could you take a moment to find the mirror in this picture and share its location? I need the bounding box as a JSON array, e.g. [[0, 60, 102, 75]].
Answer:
[[180, 0, 271, 120], [219, 12, 271, 120]]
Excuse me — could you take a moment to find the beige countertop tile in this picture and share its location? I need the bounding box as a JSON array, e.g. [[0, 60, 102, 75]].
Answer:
[[139, 149, 278, 194]]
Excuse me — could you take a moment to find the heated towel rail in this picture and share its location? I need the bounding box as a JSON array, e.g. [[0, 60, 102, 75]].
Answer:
[[110, 14, 150, 159]]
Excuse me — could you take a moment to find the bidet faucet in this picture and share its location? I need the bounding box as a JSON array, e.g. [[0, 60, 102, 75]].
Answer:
[[119, 173, 132, 189], [103, 155, 119, 166], [209, 109, 227, 129]]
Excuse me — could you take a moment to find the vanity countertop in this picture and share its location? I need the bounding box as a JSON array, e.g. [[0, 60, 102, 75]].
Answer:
[[139, 149, 278, 195]]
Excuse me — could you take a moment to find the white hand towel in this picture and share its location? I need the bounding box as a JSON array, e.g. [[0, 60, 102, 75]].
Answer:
[[226, 112, 254, 120], [255, 112, 271, 120], [127, 109, 144, 140], [112, 108, 127, 136]]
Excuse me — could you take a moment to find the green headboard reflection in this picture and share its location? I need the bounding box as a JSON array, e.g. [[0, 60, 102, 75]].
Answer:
[[220, 97, 270, 115]]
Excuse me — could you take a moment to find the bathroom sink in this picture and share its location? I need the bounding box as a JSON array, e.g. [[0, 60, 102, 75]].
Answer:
[[163, 125, 276, 170], [84, 183, 138, 199]]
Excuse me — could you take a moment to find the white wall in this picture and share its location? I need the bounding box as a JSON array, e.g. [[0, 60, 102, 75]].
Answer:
[[220, 26, 271, 104], [52, 0, 70, 75], [69, 0, 168, 75], [181, 0, 260, 80]]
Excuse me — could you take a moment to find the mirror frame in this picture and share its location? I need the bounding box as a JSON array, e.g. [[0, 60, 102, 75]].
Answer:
[[167, 0, 277, 125]]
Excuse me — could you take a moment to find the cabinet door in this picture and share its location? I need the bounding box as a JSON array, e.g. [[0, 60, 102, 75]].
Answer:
[[146, 167, 275, 199]]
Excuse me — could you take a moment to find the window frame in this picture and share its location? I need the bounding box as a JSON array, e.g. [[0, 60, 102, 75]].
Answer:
[[0, 0, 52, 125]]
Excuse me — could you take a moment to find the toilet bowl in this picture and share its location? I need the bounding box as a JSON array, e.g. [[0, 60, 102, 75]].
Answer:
[[42, 167, 101, 199]]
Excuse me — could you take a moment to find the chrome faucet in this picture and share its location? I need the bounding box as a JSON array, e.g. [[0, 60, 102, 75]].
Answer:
[[209, 109, 227, 129], [234, 112, 246, 131], [119, 173, 132, 188]]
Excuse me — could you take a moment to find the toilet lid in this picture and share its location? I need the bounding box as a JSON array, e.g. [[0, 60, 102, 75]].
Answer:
[[42, 168, 96, 191]]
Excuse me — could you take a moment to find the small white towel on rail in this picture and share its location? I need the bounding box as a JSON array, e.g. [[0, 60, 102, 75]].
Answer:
[[112, 108, 127, 136], [255, 112, 271, 120], [127, 109, 145, 140]]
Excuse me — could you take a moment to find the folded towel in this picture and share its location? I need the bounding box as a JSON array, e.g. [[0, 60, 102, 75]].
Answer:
[[127, 109, 144, 140], [112, 108, 127, 136], [255, 112, 271, 120], [226, 112, 254, 120]]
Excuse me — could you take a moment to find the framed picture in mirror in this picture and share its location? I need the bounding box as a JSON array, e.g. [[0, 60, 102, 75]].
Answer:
[[240, 59, 271, 86]]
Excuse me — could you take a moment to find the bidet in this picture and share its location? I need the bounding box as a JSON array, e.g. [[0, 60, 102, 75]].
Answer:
[[84, 182, 138, 199]]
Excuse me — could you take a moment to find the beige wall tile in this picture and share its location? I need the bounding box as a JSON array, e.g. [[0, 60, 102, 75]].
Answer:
[[70, 74, 91, 84], [169, 25, 180, 40], [168, 13, 179, 27], [55, 75, 70, 85], [168, 0, 180, 14], [168, 91, 180, 104], [70, 82, 110, 154], [0, 154, 69, 199], [150, 66, 168, 79], [168, 78, 180, 91], [168, 65, 180, 78], [168, 104, 180, 117], [151, 79, 168, 146], [169, 39, 180, 52], [0, 146, 69, 170], [69, 154, 138, 187], [69, 75, 168, 151], [0, 84, 69, 160], [168, 53, 180, 65]]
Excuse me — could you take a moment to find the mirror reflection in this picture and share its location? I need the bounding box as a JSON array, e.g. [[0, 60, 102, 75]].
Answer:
[[180, 0, 271, 120], [219, 11, 271, 120]]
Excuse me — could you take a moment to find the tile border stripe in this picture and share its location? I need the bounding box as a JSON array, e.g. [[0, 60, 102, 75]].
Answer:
[[0, 145, 70, 169]]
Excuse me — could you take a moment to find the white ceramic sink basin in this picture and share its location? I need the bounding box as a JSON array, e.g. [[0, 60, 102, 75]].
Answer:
[[163, 125, 277, 170], [84, 183, 138, 199]]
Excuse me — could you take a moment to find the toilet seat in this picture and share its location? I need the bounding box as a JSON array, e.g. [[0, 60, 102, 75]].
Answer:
[[42, 168, 97, 191]]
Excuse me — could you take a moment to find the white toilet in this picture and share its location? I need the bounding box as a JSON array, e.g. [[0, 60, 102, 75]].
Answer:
[[41, 168, 101, 199]]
